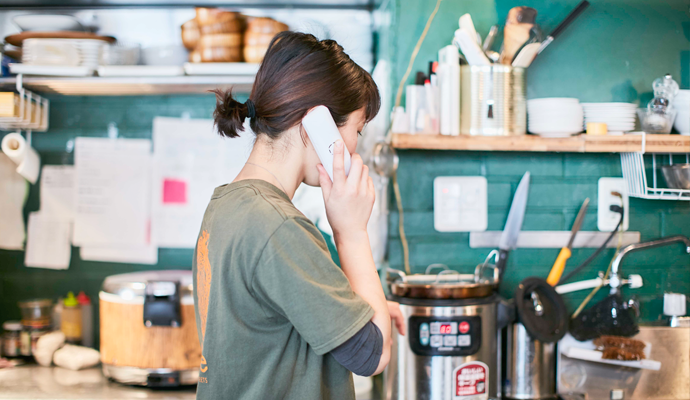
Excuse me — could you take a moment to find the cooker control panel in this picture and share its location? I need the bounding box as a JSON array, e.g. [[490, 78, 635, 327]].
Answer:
[[408, 316, 482, 356]]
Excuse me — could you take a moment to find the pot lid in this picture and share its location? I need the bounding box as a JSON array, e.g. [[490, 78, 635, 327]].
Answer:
[[514, 277, 567, 343], [18, 299, 53, 308], [102, 270, 193, 300]]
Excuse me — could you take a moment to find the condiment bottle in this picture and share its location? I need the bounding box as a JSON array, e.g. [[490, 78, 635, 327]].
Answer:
[[61, 292, 82, 344], [76, 291, 93, 348]]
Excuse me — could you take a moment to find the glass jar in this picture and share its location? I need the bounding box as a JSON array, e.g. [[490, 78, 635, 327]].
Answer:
[[19, 326, 50, 356], [2, 321, 22, 357]]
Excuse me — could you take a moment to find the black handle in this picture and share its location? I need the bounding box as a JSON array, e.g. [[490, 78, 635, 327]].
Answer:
[[143, 280, 181, 328], [550, 0, 590, 39]]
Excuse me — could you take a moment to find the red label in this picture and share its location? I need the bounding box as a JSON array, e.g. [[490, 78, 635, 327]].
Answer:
[[459, 321, 470, 334], [454, 362, 487, 398]]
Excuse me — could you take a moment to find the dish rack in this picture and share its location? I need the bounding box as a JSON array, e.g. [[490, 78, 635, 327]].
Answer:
[[0, 74, 49, 132], [621, 150, 690, 201]]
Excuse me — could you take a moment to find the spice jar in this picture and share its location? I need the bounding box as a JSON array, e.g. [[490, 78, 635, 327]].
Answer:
[[2, 321, 22, 357]]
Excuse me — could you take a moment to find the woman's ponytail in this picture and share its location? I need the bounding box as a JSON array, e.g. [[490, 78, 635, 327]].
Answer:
[[212, 89, 250, 138]]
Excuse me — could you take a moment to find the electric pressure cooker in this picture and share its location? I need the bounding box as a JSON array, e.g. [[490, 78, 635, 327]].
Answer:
[[384, 263, 512, 400]]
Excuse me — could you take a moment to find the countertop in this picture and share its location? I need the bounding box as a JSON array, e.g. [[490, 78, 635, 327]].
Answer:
[[0, 365, 196, 399]]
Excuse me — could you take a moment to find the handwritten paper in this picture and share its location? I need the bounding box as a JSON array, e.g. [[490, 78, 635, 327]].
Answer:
[[151, 117, 253, 248], [40, 165, 75, 221], [73, 137, 152, 247], [80, 243, 158, 265], [25, 212, 72, 270], [0, 153, 28, 250]]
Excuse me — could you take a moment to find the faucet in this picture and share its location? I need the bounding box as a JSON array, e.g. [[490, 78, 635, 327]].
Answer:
[[609, 235, 690, 294]]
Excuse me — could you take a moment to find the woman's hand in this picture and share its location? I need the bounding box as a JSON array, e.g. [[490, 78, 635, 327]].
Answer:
[[387, 301, 406, 336], [317, 140, 375, 241]]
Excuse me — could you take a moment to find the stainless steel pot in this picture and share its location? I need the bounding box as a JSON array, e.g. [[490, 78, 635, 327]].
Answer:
[[504, 323, 557, 400]]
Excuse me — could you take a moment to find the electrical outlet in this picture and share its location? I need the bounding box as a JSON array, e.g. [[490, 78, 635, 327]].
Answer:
[[598, 178, 629, 232], [434, 176, 487, 232]]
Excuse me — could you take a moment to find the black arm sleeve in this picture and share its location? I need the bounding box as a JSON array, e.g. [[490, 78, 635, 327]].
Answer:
[[330, 321, 383, 377]]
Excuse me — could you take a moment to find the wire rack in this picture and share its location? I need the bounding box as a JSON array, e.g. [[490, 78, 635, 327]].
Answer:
[[621, 152, 690, 200], [0, 75, 49, 132]]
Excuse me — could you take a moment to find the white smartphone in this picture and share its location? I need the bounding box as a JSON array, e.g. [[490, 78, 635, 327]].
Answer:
[[301, 105, 351, 181]]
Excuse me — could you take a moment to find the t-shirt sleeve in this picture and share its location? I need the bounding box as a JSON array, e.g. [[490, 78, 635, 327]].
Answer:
[[251, 217, 375, 355]]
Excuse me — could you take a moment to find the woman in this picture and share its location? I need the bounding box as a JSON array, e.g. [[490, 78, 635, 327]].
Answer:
[[193, 31, 403, 400]]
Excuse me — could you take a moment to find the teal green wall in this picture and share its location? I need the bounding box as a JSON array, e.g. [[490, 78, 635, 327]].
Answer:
[[0, 94, 345, 341], [0, 95, 222, 339], [380, 0, 690, 102], [1, 0, 690, 337], [378, 0, 690, 322]]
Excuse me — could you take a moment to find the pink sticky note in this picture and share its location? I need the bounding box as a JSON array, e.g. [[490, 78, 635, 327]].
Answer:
[[163, 179, 187, 204]]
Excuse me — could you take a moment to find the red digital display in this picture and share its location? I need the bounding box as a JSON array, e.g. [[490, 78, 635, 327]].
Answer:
[[440, 324, 453, 334]]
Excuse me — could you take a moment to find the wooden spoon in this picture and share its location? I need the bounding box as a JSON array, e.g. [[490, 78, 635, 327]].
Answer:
[[499, 6, 537, 65]]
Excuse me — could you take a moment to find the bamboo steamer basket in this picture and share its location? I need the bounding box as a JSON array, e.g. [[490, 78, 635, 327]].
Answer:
[[195, 8, 240, 26], [99, 270, 201, 387], [181, 19, 200, 51], [246, 17, 288, 34], [190, 46, 242, 63], [198, 33, 243, 48]]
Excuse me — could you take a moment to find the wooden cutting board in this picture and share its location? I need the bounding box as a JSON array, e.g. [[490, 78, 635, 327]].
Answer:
[[5, 31, 116, 47]]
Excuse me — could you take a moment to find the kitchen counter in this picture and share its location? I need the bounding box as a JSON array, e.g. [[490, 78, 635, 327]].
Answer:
[[0, 365, 196, 399]]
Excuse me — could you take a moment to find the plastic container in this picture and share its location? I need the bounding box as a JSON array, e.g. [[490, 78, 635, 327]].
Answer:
[[61, 292, 82, 344], [77, 291, 93, 348], [2, 321, 22, 357]]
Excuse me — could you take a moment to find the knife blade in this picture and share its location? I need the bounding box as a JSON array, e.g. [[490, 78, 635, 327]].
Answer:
[[495, 171, 531, 277]]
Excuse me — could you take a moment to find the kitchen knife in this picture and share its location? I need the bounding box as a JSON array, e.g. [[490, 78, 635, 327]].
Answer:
[[495, 171, 531, 278], [546, 198, 590, 286], [538, 0, 590, 54]]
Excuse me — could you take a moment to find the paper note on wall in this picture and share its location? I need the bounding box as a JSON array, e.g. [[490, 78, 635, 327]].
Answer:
[[73, 137, 152, 247], [80, 243, 158, 265], [151, 117, 253, 248], [25, 212, 72, 270], [0, 153, 28, 250], [40, 165, 75, 221]]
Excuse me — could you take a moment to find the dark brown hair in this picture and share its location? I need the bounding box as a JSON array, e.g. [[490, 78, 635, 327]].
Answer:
[[212, 31, 380, 139]]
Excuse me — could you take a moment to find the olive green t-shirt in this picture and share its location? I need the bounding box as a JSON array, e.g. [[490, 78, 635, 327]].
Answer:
[[192, 179, 374, 400]]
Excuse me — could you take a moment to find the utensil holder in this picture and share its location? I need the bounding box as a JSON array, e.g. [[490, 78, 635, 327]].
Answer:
[[460, 65, 526, 136]]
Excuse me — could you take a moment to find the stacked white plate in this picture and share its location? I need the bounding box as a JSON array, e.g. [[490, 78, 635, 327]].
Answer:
[[22, 39, 106, 68], [581, 102, 637, 134], [674, 90, 690, 135], [527, 98, 584, 137]]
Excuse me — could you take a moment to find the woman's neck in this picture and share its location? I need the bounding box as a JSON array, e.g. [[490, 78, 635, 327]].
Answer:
[[233, 134, 304, 199]]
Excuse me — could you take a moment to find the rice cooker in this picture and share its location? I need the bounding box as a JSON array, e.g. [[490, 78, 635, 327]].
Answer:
[[99, 270, 201, 387], [384, 265, 512, 400]]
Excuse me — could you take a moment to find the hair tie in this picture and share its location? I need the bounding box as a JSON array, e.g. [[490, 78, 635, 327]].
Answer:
[[245, 99, 256, 119]]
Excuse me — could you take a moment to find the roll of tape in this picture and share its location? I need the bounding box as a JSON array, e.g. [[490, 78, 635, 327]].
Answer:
[[586, 122, 608, 136]]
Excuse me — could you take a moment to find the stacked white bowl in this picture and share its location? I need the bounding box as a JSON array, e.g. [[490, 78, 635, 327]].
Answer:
[[673, 89, 690, 135], [581, 102, 637, 134], [527, 98, 584, 137]]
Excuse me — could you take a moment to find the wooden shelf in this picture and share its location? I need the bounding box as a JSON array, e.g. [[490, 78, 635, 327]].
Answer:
[[391, 133, 690, 154], [0, 75, 254, 96]]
